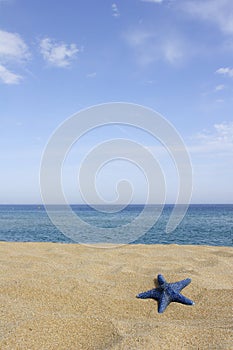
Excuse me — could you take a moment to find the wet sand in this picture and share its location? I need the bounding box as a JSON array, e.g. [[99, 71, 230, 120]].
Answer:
[[0, 242, 232, 349]]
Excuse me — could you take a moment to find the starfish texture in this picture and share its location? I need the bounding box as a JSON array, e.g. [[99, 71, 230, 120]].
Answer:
[[137, 274, 195, 313]]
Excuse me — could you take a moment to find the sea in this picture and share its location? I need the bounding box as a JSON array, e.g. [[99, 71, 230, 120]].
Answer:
[[0, 204, 232, 247]]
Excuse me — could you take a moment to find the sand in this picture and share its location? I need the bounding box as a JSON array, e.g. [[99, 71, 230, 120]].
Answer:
[[0, 242, 232, 349]]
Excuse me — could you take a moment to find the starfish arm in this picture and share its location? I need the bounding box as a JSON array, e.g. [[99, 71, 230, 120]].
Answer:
[[172, 292, 195, 306], [157, 274, 166, 286], [170, 278, 191, 293], [137, 288, 161, 301], [158, 294, 170, 313]]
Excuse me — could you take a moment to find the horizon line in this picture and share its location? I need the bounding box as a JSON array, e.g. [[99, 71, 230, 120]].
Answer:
[[0, 203, 232, 206]]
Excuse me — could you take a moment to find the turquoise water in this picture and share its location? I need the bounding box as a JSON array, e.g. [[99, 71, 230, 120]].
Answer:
[[0, 205, 232, 246]]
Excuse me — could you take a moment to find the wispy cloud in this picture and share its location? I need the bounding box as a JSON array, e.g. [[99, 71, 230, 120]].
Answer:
[[141, 0, 164, 3], [0, 29, 30, 84], [112, 3, 120, 18], [214, 122, 233, 142], [215, 84, 225, 91], [162, 40, 184, 64], [0, 64, 22, 84], [86, 72, 97, 78], [39, 37, 79, 68], [190, 122, 233, 154], [181, 0, 233, 35], [124, 28, 187, 65], [216, 67, 233, 78]]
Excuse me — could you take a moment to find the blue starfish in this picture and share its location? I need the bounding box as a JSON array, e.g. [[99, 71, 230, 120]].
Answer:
[[137, 274, 195, 313]]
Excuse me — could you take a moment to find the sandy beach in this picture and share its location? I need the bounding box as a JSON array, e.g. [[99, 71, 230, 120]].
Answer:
[[0, 242, 232, 349]]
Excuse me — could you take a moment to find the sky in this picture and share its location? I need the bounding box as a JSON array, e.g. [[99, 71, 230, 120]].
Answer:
[[0, 0, 233, 204]]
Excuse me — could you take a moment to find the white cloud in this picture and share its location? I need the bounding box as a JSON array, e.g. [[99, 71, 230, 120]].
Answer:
[[39, 37, 79, 68], [0, 29, 30, 63], [216, 67, 233, 78], [112, 3, 120, 18], [181, 0, 233, 35], [0, 64, 22, 84], [0, 29, 30, 85]]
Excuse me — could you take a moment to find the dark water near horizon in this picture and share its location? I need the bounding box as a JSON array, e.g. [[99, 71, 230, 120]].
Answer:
[[0, 204, 232, 246]]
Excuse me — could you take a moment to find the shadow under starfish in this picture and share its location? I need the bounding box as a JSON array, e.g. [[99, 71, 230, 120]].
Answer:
[[137, 274, 195, 313]]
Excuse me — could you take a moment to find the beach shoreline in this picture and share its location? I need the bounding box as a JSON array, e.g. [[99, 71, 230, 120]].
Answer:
[[0, 242, 232, 349]]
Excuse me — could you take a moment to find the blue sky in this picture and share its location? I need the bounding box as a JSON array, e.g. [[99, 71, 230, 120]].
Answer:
[[0, 0, 233, 204]]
